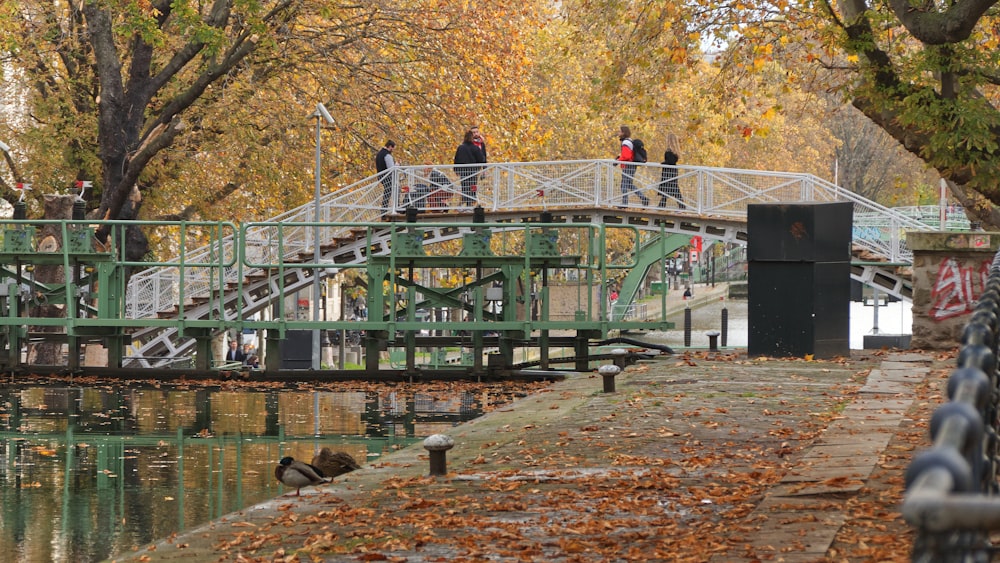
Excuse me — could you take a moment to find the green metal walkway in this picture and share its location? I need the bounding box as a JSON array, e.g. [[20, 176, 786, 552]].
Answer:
[[0, 214, 687, 375]]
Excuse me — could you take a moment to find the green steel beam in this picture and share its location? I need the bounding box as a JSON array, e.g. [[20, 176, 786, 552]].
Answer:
[[0, 218, 688, 371], [612, 232, 693, 321]]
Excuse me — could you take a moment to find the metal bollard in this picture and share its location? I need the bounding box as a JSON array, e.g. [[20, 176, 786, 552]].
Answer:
[[706, 330, 721, 352], [721, 306, 728, 347], [599, 364, 621, 393], [611, 348, 628, 370], [423, 434, 455, 476], [683, 307, 692, 347]]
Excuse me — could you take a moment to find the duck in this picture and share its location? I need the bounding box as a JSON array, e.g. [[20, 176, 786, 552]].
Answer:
[[311, 448, 362, 478], [274, 456, 330, 496]]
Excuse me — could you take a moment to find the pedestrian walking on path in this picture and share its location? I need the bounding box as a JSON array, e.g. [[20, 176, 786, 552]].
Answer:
[[615, 124, 649, 207]]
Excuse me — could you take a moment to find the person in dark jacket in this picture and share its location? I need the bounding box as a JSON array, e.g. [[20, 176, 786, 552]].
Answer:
[[225, 340, 246, 363], [656, 132, 684, 209], [453, 129, 486, 206], [375, 140, 396, 211]]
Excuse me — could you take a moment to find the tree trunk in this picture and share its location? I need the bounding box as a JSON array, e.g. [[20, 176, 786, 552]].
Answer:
[[27, 195, 76, 366], [942, 180, 1000, 230]]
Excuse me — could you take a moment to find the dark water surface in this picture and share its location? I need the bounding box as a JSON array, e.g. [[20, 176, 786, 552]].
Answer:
[[0, 381, 514, 562]]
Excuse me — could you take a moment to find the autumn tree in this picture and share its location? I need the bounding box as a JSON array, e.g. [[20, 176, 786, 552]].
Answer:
[[688, 0, 1000, 225], [0, 1, 549, 263], [554, 0, 1000, 221], [827, 104, 937, 206], [534, 1, 841, 180], [530, 1, 700, 159], [821, 0, 1000, 225]]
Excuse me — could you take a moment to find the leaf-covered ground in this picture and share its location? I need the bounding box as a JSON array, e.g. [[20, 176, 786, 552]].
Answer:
[[112, 349, 952, 563], [826, 353, 951, 562]]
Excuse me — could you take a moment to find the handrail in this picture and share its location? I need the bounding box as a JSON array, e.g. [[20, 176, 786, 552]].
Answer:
[[124, 159, 943, 320], [902, 249, 1000, 560]]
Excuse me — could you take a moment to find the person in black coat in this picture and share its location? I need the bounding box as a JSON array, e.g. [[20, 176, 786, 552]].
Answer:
[[657, 132, 684, 209], [453, 129, 486, 206]]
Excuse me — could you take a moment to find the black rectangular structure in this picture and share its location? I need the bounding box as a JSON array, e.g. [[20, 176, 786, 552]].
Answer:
[[748, 261, 851, 357], [746, 202, 852, 262], [279, 329, 313, 370], [747, 202, 852, 359]]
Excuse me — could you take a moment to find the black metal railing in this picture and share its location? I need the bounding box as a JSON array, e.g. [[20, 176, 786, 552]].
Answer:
[[903, 250, 1000, 562]]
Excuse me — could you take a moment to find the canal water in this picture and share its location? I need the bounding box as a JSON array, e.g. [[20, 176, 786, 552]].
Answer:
[[0, 383, 523, 562], [645, 296, 912, 350]]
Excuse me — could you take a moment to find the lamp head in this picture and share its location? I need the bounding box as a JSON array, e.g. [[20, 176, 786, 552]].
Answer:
[[313, 103, 334, 125]]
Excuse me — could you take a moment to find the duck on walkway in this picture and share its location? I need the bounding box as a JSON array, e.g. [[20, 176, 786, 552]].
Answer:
[[274, 456, 330, 496], [311, 448, 362, 478]]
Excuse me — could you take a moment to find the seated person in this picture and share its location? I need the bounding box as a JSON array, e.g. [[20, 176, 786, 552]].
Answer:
[[411, 182, 430, 210], [423, 165, 451, 209]]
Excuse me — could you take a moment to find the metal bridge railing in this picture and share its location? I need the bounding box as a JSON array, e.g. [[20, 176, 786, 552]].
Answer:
[[126, 160, 940, 320], [903, 249, 1000, 561], [887, 205, 973, 232]]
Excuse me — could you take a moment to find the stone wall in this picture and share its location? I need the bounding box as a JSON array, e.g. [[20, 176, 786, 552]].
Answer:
[[909, 231, 998, 349]]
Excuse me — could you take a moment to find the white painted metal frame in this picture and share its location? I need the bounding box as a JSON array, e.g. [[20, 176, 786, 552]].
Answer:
[[125, 160, 939, 321]]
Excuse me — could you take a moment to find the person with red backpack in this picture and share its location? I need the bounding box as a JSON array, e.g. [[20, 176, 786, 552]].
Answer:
[[615, 125, 649, 207]]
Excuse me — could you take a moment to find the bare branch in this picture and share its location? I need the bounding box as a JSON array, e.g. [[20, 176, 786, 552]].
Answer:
[[886, 0, 996, 45]]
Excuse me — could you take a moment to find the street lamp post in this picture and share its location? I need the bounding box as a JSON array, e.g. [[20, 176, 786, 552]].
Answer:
[[312, 103, 335, 370]]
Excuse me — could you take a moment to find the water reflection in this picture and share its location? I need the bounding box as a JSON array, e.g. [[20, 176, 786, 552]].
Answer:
[[0, 383, 492, 563]]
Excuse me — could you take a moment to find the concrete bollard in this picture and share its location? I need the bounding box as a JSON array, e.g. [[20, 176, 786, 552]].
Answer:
[[423, 434, 455, 476], [598, 364, 621, 393], [706, 330, 721, 352]]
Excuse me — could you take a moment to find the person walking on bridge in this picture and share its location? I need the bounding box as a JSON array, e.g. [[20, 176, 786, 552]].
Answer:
[[454, 128, 486, 207], [615, 125, 648, 207], [657, 132, 684, 209], [376, 140, 396, 212]]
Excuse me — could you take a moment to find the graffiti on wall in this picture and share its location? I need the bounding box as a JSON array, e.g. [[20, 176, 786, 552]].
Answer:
[[930, 257, 992, 321]]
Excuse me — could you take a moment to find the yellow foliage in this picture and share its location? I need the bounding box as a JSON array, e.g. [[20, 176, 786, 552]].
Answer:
[[0, 0, 863, 237]]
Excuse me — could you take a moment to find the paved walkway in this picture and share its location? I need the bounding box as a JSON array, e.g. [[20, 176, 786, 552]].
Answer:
[[718, 353, 928, 561], [110, 337, 932, 562]]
